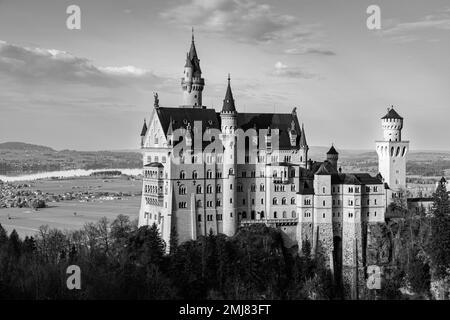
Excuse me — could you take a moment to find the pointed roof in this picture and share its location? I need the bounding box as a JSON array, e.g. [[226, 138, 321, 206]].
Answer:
[[382, 106, 403, 120], [327, 144, 338, 155], [184, 53, 193, 68], [140, 119, 147, 136], [299, 123, 308, 147], [440, 177, 447, 184], [187, 28, 201, 75], [222, 74, 236, 113], [315, 162, 330, 175]]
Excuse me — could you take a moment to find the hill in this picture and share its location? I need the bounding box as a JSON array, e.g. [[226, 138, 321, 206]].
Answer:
[[0, 142, 54, 152], [0, 142, 141, 176]]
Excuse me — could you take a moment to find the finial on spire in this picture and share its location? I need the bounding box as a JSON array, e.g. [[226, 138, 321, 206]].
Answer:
[[192, 27, 194, 42], [227, 73, 231, 84]]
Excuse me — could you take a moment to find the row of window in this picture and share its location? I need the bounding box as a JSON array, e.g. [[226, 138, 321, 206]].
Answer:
[[272, 197, 296, 205], [146, 155, 166, 163]]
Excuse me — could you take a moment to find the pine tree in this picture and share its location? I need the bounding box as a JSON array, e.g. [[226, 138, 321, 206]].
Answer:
[[428, 177, 450, 278]]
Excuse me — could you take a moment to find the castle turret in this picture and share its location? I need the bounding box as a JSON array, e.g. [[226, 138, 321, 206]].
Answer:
[[220, 75, 238, 236], [326, 144, 339, 171], [140, 119, 147, 148], [299, 123, 309, 168], [376, 106, 409, 204], [181, 29, 205, 108]]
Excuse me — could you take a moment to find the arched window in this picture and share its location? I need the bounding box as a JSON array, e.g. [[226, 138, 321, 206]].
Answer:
[[229, 168, 234, 175], [260, 184, 265, 192], [179, 185, 186, 195], [291, 197, 296, 205], [196, 200, 202, 208], [251, 184, 256, 192], [260, 211, 265, 218], [206, 170, 213, 179], [196, 184, 202, 194], [283, 211, 287, 218], [274, 211, 278, 219], [291, 211, 296, 218], [180, 171, 186, 179], [273, 197, 278, 205], [282, 197, 287, 205], [192, 171, 198, 179], [216, 184, 222, 193], [206, 184, 212, 193]]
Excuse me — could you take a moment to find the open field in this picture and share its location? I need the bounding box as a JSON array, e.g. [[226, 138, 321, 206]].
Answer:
[[24, 175, 142, 194], [0, 197, 140, 237], [0, 175, 142, 237]]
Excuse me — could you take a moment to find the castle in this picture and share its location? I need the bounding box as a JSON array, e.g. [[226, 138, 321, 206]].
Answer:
[[138, 33, 409, 296]]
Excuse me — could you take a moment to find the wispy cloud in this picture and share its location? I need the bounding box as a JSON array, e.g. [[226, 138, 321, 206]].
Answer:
[[379, 8, 450, 42], [270, 61, 316, 79], [283, 47, 336, 56], [0, 40, 168, 88], [160, 0, 320, 45]]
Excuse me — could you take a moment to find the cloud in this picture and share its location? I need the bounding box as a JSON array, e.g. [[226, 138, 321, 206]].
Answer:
[[284, 47, 336, 56], [270, 61, 316, 79], [160, 0, 319, 44], [0, 40, 167, 88], [379, 8, 450, 42]]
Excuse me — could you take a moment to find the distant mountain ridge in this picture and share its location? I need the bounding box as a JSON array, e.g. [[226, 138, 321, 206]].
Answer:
[[0, 142, 55, 152]]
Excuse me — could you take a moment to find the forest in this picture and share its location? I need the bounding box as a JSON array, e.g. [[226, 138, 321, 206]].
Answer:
[[0, 180, 449, 300]]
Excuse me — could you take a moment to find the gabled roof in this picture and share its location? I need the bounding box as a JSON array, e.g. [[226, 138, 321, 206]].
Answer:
[[382, 107, 403, 120], [315, 162, 331, 175]]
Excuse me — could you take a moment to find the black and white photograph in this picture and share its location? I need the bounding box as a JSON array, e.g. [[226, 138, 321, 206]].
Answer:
[[0, 0, 449, 310]]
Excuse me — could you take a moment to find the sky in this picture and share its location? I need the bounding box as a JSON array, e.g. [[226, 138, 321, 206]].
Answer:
[[0, 0, 449, 151]]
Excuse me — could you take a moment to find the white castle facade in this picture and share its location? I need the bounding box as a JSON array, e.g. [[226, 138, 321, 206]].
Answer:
[[137, 34, 409, 295]]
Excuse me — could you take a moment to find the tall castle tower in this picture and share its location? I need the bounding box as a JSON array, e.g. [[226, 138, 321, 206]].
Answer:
[[181, 29, 205, 107], [220, 75, 238, 236], [376, 106, 409, 203]]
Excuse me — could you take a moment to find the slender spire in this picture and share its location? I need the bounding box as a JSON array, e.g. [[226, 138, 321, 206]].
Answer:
[[140, 118, 147, 137], [299, 123, 308, 147], [192, 27, 194, 42], [222, 74, 236, 113]]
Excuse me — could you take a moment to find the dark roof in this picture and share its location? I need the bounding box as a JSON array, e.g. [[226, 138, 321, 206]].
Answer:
[[156, 107, 221, 139], [440, 177, 447, 184], [236, 112, 301, 150], [331, 173, 383, 185], [382, 107, 403, 120], [297, 180, 314, 195], [188, 38, 201, 76], [299, 124, 307, 147], [154, 106, 302, 150], [315, 163, 331, 175], [140, 120, 147, 136], [327, 145, 338, 155], [144, 162, 164, 168], [222, 77, 236, 113]]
